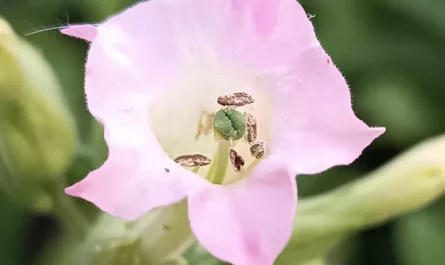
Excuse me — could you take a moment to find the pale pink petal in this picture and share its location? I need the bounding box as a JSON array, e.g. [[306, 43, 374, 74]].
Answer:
[[61, 24, 97, 42], [65, 149, 204, 220], [64, 13, 206, 220], [86, 0, 317, 82], [80, 0, 319, 122], [225, 0, 319, 68], [65, 106, 206, 220], [271, 45, 385, 174], [188, 157, 297, 265]]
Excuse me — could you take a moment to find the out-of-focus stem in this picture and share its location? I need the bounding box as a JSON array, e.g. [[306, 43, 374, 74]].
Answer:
[[51, 180, 90, 239], [277, 134, 445, 264]]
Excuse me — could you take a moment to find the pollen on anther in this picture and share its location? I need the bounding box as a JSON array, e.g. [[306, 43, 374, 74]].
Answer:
[[250, 141, 265, 159], [229, 149, 245, 172], [217, 92, 255, 107], [195, 111, 214, 140], [174, 154, 211, 167], [244, 112, 257, 143]]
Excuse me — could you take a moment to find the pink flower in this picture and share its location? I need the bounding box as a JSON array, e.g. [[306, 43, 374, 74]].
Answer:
[[62, 0, 384, 264]]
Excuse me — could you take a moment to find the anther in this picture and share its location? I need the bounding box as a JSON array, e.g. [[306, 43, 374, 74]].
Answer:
[[195, 111, 215, 140], [217, 92, 255, 107], [174, 154, 211, 167], [244, 112, 257, 143], [229, 149, 245, 172], [250, 141, 265, 159]]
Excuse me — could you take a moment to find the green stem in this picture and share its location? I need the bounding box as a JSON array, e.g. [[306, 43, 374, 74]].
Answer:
[[77, 144, 103, 167], [50, 180, 90, 239], [87, 119, 108, 162], [0, 159, 19, 201], [209, 140, 230, 185], [0, 173, 15, 200], [303, 259, 329, 265]]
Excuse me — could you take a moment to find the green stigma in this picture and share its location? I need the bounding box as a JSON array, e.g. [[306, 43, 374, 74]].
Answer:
[[213, 108, 246, 141]]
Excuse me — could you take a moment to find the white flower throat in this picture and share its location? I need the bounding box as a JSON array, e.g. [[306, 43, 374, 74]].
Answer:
[[148, 54, 273, 185]]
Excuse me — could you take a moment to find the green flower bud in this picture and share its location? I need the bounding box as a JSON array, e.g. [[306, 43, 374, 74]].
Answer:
[[138, 200, 194, 264], [87, 201, 193, 265], [213, 108, 246, 141], [0, 17, 76, 180], [276, 134, 445, 264], [162, 257, 188, 265]]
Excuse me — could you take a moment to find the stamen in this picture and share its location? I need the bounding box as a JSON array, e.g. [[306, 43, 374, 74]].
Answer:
[[208, 140, 231, 185], [244, 112, 257, 143], [229, 149, 245, 172], [195, 111, 215, 140], [174, 154, 211, 167], [250, 141, 265, 159], [217, 92, 255, 107]]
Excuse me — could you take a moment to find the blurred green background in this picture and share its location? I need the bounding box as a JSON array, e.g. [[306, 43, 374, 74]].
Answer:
[[1, 0, 445, 264]]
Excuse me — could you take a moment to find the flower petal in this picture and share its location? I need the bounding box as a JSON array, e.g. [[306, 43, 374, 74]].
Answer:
[[65, 112, 206, 220], [271, 45, 385, 174], [188, 157, 297, 265], [61, 24, 97, 42], [65, 15, 206, 220], [90, 0, 318, 81], [226, 0, 319, 68]]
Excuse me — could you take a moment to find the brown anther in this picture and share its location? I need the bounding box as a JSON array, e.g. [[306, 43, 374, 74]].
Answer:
[[244, 112, 257, 143], [229, 149, 245, 172], [217, 92, 255, 107], [250, 141, 265, 159], [195, 112, 215, 140], [164, 168, 170, 173], [174, 154, 211, 167]]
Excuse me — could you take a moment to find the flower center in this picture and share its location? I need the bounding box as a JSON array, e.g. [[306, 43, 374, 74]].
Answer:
[[171, 92, 266, 185], [148, 56, 273, 185]]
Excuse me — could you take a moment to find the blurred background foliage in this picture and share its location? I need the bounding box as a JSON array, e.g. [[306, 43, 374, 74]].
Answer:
[[0, 0, 444, 264]]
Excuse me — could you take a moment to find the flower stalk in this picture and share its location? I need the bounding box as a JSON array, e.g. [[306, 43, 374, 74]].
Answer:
[[50, 180, 91, 239], [276, 134, 445, 264]]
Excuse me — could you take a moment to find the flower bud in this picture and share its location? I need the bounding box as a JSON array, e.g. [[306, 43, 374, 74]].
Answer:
[[87, 201, 193, 265], [275, 134, 445, 264], [0, 17, 76, 180]]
